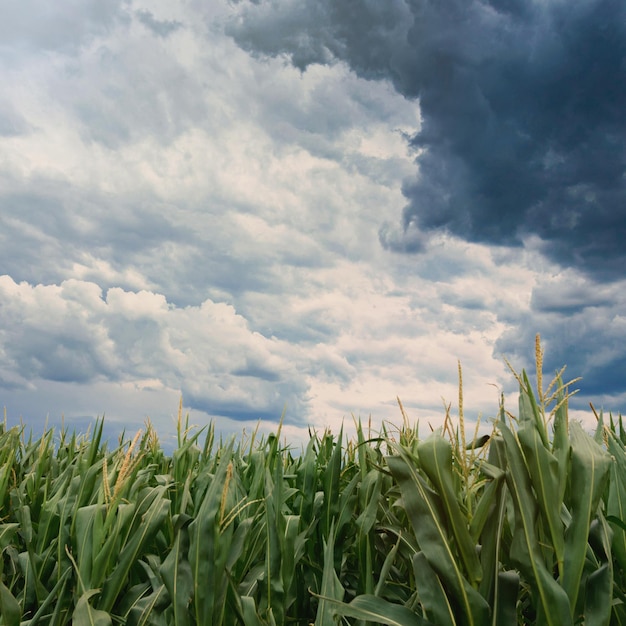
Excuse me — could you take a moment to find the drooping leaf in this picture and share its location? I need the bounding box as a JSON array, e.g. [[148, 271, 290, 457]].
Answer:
[[72, 590, 112, 626], [499, 422, 573, 626], [417, 436, 482, 585], [328, 594, 434, 626], [412, 551, 455, 626], [0, 579, 21, 626], [387, 452, 490, 626]]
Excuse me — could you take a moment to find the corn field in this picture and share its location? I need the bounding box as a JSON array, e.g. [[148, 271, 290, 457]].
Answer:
[[1, 351, 626, 624]]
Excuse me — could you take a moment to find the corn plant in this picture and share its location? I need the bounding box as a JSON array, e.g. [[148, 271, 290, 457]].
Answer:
[[1, 337, 625, 625], [331, 339, 620, 625]]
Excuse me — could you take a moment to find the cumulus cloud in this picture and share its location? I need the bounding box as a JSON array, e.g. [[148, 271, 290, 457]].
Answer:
[[0, 276, 307, 421], [228, 0, 626, 281]]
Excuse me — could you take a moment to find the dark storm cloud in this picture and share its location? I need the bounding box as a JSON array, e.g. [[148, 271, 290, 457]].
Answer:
[[496, 271, 626, 400], [227, 0, 412, 75], [183, 392, 295, 424], [135, 10, 183, 38], [531, 279, 615, 314], [497, 316, 626, 400], [229, 0, 626, 280]]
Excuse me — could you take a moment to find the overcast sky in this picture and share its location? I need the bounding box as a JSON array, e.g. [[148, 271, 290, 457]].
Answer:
[[1, 0, 625, 448]]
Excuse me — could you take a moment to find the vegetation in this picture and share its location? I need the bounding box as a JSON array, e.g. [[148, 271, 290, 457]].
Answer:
[[1, 337, 626, 625]]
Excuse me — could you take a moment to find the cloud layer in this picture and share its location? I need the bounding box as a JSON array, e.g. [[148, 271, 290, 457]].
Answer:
[[229, 0, 626, 280], [0, 0, 623, 443]]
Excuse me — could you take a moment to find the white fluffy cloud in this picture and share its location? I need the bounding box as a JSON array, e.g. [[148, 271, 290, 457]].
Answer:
[[0, 276, 306, 420]]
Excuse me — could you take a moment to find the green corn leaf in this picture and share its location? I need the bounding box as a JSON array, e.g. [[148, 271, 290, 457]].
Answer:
[[99, 487, 170, 613], [520, 371, 548, 446], [584, 564, 612, 626], [240, 596, 265, 626], [226, 517, 255, 573], [115, 582, 152, 622], [357, 468, 383, 534], [282, 514, 302, 612], [314, 522, 344, 626], [417, 436, 482, 585], [20, 566, 72, 626], [0, 448, 16, 511], [85, 419, 105, 469], [336, 471, 360, 544], [412, 551, 455, 626], [493, 571, 519, 626], [387, 453, 490, 626], [517, 422, 565, 577], [322, 428, 343, 538], [562, 422, 612, 613], [607, 515, 626, 532], [0, 523, 20, 551], [296, 437, 318, 523], [75, 505, 100, 590], [74, 457, 105, 513], [239, 563, 266, 598], [594, 409, 606, 445], [17, 504, 33, 547], [56, 473, 80, 572], [0, 579, 20, 626], [582, 514, 613, 626], [189, 444, 234, 625], [606, 432, 626, 570], [160, 516, 193, 626], [326, 594, 434, 626], [126, 584, 168, 626], [36, 470, 71, 554], [263, 465, 285, 625], [92, 502, 136, 588], [17, 550, 38, 609], [374, 534, 402, 598], [72, 590, 112, 626], [475, 462, 507, 610], [499, 422, 573, 626], [469, 460, 505, 542], [552, 376, 570, 504]]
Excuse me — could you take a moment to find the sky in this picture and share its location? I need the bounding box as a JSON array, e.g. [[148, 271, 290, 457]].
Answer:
[[1, 0, 625, 449]]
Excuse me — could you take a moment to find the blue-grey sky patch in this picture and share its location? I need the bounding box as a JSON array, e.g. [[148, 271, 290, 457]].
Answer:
[[0, 0, 127, 54]]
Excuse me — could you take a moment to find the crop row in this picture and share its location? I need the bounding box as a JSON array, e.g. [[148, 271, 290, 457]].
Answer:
[[1, 348, 625, 624]]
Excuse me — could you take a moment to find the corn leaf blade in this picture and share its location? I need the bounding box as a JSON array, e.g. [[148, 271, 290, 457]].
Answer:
[[328, 594, 434, 626], [499, 422, 573, 626]]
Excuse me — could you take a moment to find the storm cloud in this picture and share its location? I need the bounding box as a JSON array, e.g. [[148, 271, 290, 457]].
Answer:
[[228, 0, 626, 280]]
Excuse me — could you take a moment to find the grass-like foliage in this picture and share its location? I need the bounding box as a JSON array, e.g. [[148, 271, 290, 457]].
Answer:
[[1, 336, 626, 625]]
